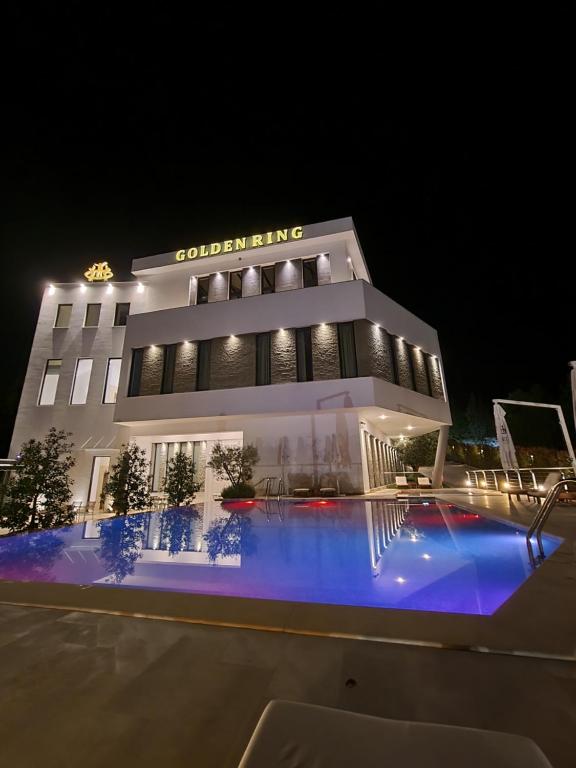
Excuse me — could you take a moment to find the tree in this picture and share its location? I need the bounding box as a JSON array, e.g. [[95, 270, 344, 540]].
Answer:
[[0, 427, 75, 532], [207, 443, 259, 495], [395, 432, 438, 471], [103, 443, 150, 515], [164, 451, 200, 507]]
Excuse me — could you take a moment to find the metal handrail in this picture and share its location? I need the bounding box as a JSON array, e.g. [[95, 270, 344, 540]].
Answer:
[[466, 466, 574, 491], [526, 479, 576, 566]]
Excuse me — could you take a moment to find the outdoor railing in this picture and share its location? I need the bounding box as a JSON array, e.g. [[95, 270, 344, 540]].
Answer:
[[465, 466, 575, 492]]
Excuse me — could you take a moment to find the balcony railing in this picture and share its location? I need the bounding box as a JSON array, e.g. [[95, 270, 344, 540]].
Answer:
[[465, 466, 575, 492]]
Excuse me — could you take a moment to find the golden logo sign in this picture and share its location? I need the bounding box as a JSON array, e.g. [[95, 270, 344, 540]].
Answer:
[[175, 226, 303, 262], [84, 262, 114, 282]]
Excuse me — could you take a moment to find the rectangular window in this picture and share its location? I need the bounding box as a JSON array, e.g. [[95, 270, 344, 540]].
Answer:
[[38, 359, 62, 405], [196, 276, 210, 304], [54, 304, 72, 328], [128, 348, 144, 397], [103, 358, 122, 403], [84, 303, 101, 327], [229, 270, 243, 300], [70, 359, 93, 404], [338, 322, 358, 378], [256, 333, 271, 386], [161, 344, 177, 394], [302, 258, 318, 288], [196, 340, 211, 391], [296, 327, 313, 382], [114, 303, 130, 327], [261, 265, 275, 294]]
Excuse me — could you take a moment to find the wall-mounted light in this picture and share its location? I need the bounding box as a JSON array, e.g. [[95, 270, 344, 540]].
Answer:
[[374, 322, 380, 328], [415, 346, 421, 352], [150, 344, 157, 350], [79, 283, 87, 293], [432, 354, 437, 359], [379, 414, 388, 420], [278, 328, 285, 332], [48, 284, 56, 296], [137, 282, 145, 293], [106, 284, 114, 294], [407, 425, 414, 431], [229, 334, 236, 339], [285, 259, 291, 264], [398, 336, 404, 342], [347, 257, 352, 263]]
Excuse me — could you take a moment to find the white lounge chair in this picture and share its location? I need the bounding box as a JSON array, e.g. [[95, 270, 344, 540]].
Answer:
[[417, 476, 432, 488], [238, 700, 552, 768], [395, 475, 409, 488]]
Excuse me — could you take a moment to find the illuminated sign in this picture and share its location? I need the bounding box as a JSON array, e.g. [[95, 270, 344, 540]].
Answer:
[[84, 262, 114, 281], [175, 226, 303, 262]]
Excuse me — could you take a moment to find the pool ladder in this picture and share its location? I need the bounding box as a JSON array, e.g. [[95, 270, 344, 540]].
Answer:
[[526, 478, 576, 567]]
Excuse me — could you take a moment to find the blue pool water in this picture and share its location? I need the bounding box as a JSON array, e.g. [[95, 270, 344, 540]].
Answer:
[[0, 499, 562, 615]]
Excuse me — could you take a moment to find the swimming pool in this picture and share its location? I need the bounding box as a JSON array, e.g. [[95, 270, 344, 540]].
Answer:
[[0, 500, 562, 616]]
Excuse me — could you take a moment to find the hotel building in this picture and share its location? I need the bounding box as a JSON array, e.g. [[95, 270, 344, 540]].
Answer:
[[9, 218, 451, 508]]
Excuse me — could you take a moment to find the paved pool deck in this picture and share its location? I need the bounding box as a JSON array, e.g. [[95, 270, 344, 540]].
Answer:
[[0, 490, 574, 767]]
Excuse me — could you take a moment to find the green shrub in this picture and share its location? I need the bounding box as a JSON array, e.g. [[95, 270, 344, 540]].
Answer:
[[221, 483, 256, 499]]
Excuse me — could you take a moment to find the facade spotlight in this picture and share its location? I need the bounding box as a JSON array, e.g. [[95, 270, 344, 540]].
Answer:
[[106, 284, 114, 294], [415, 346, 421, 352], [79, 283, 87, 293], [48, 284, 56, 296], [398, 336, 404, 342], [379, 414, 388, 420], [137, 282, 145, 293]]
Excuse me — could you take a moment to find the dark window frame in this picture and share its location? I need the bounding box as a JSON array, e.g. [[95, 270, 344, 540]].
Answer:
[[84, 303, 101, 327], [302, 257, 319, 288], [256, 332, 272, 386], [161, 344, 177, 394], [296, 327, 313, 382], [54, 303, 73, 328], [196, 276, 210, 304], [337, 322, 358, 378], [128, 348, 144, 397], [196, 339, 211, 390], [261, 264, 276, 295], [114, 303, 130, 327], [229, 270, 243, 300]]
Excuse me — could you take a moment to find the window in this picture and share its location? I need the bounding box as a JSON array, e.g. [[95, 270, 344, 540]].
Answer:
[[128, 348, 144, 397], [161, 344, 177, 394], [338, 322, 358, 378], [261, 265, 275, 294], [296, 327, 313, 382], [103, 358, 122, 403], [229, 270, 243, 300], [114, 303, 130, 327], [302, 258, 318, 288], [38, 359, 62, 405], [256, 333, 271, 386], [196, 340, 211, 390], [70, 359, 93, 404], [54, 304, 72, 328], [196, 276, 210, 304], [84, 303, 101, 327]]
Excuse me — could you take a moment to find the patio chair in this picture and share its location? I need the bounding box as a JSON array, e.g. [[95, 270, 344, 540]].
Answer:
[[507, 472, 561, 504], [417, 476, 432, 488], [237, 700, 552, 767], [395, 475, 409, 488]]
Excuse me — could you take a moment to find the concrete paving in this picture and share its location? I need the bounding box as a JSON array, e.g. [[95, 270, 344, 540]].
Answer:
[[0, 603, 573, 768]]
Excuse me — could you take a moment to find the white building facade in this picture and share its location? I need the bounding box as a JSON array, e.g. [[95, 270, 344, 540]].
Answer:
[[10, 218, 451, 508]]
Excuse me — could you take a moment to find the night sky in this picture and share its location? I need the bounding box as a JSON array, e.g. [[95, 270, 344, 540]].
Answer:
[[2, 26, 574, 455]]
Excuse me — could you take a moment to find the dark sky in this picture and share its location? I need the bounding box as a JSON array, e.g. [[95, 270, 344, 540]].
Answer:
[[2, 23, 574, 454]]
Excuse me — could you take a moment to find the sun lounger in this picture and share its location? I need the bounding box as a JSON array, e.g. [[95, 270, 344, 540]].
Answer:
[[238, 700, 552, 768], [417, 476, 432, 488], [507, 472, 561, 504], [395, 475, 409, 488]]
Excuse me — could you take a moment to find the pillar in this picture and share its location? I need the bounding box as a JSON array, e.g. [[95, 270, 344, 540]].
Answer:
[[432, 425, 450, 488]]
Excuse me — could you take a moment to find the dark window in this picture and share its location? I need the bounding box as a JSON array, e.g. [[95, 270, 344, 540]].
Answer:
[[229, 270, 243, 299], [338, 322, 358, 378], [128, 348, 144, 397], [302, 258, 318, 288], [261, 265, 275, 294], [296, 327, 313, 382], [196, 276, 210, 304], [256, 333, 271, 386], [196, 340, 211, 390], [161, 344, 177, 394], [54, 304, 72, 328], [114, 303, 130, 327], [84, 303, 101, 327]]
